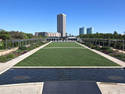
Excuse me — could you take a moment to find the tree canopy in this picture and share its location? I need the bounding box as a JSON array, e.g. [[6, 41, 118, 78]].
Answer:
[[0, 29, 36, 40], [79, 31, 125, 39]]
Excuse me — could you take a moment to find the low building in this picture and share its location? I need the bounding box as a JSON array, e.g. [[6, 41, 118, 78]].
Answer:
[[67, 37, 77, 41], [35, 32, 48, 37], [35, 32, 61, 37]]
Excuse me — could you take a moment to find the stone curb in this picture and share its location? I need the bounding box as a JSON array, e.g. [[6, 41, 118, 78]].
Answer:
[[0, 82, 44, 87], [13, 66, 122, 69]]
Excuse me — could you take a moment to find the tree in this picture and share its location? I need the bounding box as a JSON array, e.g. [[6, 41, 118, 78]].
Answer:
[[0, 30, 11, 40], [10, 31, 29, 39], [79, 32, 124, 39], [114, 31, 118, 35], [26, 33, 34, 39], [0, 29, 41, 40]]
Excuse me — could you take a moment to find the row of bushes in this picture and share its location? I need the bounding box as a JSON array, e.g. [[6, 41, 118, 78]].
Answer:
[[82, 42, 125, 62], [0, 42, 46, 62]]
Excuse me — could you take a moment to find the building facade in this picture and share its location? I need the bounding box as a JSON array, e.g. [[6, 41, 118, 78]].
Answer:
[[57, 14, 66, 37], [35, 32, 48, 37], [35, 32, 61, 37], [35, 13, 66, 38], [87, 27, 93, 34], [79, 27, 85, 35]]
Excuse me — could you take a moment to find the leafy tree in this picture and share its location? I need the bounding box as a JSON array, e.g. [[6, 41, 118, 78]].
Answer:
[[26, 33, 34, 39], [79, 32, 125, 39], [9, 31, 28, 39], [114, 31, 118, 35], [0, 30, 11, 40]]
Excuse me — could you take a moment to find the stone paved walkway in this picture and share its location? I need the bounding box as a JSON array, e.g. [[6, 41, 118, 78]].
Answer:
[[0, 82, 44, 94], [97, 82, 125, 94], [1, 81, 125, 94], [42, 81, 101, 94]]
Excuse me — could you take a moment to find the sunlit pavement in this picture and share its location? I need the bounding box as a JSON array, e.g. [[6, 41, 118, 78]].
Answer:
[[0, 81, 125, 94]]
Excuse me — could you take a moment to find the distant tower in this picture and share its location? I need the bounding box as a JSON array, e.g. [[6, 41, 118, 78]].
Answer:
[[57, 13, 66, 37], [79, 27, 85, 35], [87, 27, 93, 34]]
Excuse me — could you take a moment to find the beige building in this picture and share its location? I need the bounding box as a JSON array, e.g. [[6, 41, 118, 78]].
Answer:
[[57, 14, 66, 37], [35, 13, 66, 38], [47, 32, 61, 37], [35, 32, 61, 37]]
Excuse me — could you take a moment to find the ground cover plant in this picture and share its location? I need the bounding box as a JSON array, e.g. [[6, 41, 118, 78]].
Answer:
[[16, 42, 119, 66]]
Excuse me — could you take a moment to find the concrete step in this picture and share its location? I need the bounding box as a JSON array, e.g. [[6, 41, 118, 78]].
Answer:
[[42, 81, 102, 94]]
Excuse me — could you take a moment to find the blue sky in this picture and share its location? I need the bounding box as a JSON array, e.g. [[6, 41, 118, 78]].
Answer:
[[0, 0, 125, 35]]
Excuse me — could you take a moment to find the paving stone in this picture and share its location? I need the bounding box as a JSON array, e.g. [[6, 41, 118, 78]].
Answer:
[[42, 81, 102, 94]]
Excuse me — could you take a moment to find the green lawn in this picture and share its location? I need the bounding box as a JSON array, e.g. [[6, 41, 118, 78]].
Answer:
[[16, 42, 119, 66], [46, 42, 81, 47]]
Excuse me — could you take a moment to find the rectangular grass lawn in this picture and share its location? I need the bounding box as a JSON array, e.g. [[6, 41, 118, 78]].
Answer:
[[16, 42, 119, 66]]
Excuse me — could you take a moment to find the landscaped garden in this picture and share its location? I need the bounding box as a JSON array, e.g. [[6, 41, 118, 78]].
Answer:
[[0, 41, 46, 62], [16, 42, 119, 66], [80, 39, 125, 62]]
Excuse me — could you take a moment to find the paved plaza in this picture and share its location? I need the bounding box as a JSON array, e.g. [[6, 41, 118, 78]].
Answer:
[[0, 42, 125, 94], [0, 81, 125, 94]]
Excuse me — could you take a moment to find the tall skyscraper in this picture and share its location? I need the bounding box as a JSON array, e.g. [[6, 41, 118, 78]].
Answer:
[[87, 27, 93, 34], [57, 14, 66, 37], [79, 27, 85, 35]]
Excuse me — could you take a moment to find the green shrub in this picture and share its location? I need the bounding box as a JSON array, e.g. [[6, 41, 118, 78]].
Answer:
[[16, 49, 22, 53], [19, 45, 27, 50], [89, 44, 94, 48], [0, 42, 4, 50], [85, 43, 93, 48], [91, 45, 97, 49], [6, 53, 15, 59], [0, 56, 7, 62], [110, 53, 125, 61], [106, 48, 114, 53], [95, 46, 101, 50], [100, 46, 113, 54], [101, 46, 111, 50], [0, 53, 16, 62], [112, 53, 125, 58]]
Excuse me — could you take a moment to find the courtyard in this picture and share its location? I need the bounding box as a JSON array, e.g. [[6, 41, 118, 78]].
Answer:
[[16, 42, 119, 66], [0, 42, 125, 94]]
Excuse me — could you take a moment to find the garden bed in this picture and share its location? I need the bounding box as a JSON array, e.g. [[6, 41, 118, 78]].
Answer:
[[0, 42, 46, 63], [81, 42, 125, 62], [0, 47, 18, 56]]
